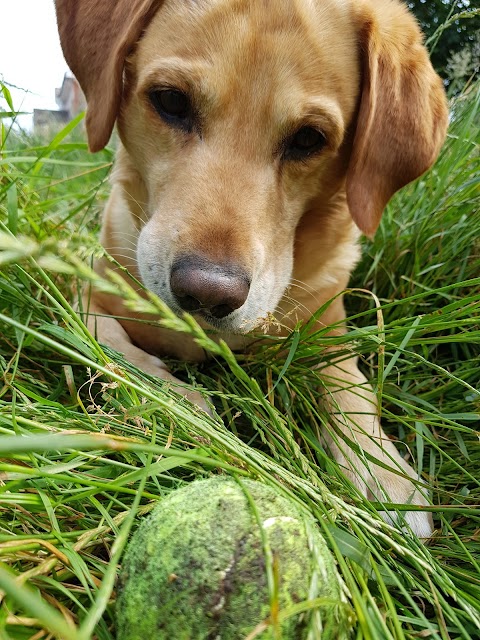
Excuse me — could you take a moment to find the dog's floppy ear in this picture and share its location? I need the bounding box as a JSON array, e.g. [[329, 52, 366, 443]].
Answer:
[[55, 0, 162, 152], [346, 1, 448, 237]]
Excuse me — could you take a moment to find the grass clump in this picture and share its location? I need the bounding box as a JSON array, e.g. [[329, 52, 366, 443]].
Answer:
[[0, 76, 479, 640]]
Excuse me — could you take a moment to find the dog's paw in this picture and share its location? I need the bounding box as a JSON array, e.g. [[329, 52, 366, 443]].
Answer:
[[401, 503, 433, 540], [326, 428, 433, 539], [179, 388, 213, 415], [127, 352, 212, 414], [116, 345, 212, 415], [367, 467, 433, 539], [340, 459, 433, 539]]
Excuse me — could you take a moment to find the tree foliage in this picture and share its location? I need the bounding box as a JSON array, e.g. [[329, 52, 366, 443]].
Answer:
[[408, 0, 480, 82]]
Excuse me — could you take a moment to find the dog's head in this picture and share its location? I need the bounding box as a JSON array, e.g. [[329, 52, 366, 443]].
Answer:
[[56, 0, 448, 333]]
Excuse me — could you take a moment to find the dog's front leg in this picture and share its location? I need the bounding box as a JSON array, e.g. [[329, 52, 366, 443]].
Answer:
[[82, 297, 210, 411], [318, 356, 433, 538]]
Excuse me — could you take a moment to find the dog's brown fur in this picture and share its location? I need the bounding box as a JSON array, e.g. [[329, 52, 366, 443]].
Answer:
[[56, 0, 448, 537]]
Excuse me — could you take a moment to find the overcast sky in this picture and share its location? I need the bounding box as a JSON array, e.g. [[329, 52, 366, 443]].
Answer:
[[0, 0, 69, 126]]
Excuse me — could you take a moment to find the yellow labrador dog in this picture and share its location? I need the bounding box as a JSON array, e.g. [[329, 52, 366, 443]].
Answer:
[[55, 0, 448, 537]]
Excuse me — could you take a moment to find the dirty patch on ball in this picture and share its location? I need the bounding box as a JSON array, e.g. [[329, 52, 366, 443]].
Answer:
[[116, 477, 352, 639]]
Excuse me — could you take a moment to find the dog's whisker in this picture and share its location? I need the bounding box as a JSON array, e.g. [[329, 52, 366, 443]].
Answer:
[[106, 255, 139, 266], [287, 285, 318, 301], [288, 277, 317, 292], [279, 295, 313, 318], [288, 278, 319, 296], [122, 187, 149, 221], [104, 246, 138, 256], [286, 282, 320, 303], [107, 237, 139, 250]]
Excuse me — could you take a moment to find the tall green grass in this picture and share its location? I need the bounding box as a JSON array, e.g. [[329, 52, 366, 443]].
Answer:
[[0, 76, 479, 639]]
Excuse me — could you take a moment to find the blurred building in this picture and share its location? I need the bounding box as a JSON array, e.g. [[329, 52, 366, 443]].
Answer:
[[33, 72, 86, 136]]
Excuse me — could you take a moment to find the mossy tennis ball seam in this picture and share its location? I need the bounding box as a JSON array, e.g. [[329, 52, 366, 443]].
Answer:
[[116, 477, 349, 639]]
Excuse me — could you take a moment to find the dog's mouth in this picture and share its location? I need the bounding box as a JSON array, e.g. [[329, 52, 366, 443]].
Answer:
[[185, 306, 255, 335], [196, 309, 235, 330], [165, 300, 263, 335]]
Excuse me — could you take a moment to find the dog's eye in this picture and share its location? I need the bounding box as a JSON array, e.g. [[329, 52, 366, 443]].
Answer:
[[149, 89, 193, 131], [285, 126, 326, 160]]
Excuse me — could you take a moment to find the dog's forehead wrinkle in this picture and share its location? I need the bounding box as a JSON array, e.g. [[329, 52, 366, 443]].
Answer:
[[140, 57, 209, 88], [143, 0, 356, 74], [179, 0, 352, 25]]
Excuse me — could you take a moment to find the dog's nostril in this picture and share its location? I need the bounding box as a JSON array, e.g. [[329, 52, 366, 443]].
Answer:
[[170, 255, 250, 319], [210, 304, 235, 319], [177, 294, 202, 312]]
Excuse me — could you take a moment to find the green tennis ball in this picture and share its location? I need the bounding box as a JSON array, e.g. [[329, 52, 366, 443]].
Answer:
[[116, 477, 351, 639]]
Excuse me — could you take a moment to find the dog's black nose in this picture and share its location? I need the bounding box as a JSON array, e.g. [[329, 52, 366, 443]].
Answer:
[[170, 256, 250, 319]]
